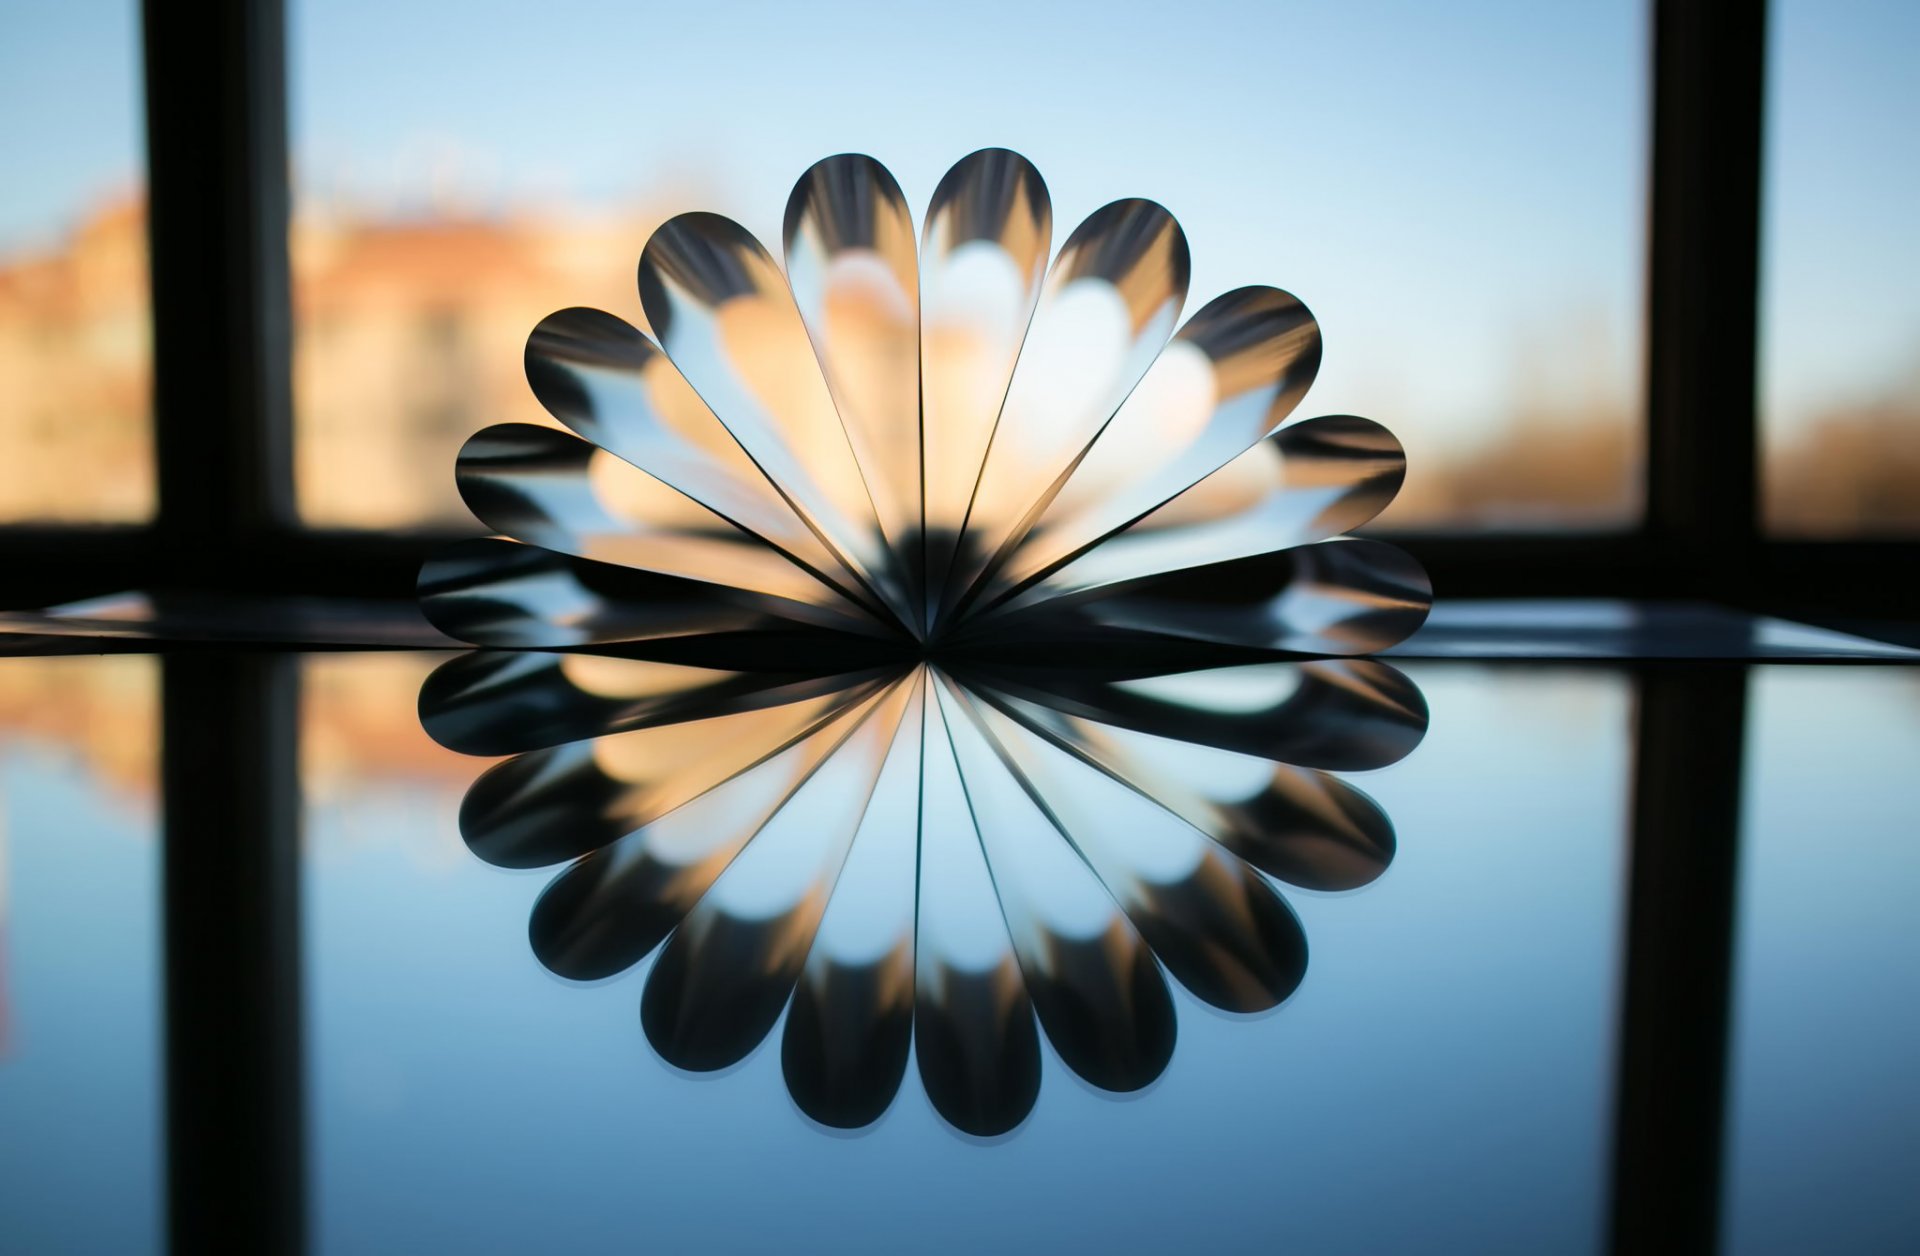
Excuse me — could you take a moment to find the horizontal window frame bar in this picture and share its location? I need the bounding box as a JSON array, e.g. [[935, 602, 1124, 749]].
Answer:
[[6, 523, 1913, 618]]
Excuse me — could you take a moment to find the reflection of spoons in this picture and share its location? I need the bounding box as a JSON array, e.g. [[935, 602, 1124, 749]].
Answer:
[[422, 653, 1427, 1136], [415, 148, 1432, 1135]]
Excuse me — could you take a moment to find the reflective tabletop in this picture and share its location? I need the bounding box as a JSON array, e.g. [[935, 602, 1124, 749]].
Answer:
[[0, 612, 1915, 1254]]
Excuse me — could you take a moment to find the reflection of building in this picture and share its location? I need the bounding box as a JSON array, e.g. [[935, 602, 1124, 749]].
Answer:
[[0, 653, 471, 801], [0, 656, 158, 798], [0, 654, 157, 1060], [302, 653, 478, 792]]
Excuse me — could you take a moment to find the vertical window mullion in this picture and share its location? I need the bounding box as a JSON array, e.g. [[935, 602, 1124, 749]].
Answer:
[[1643, 0, 1768, 593], [142, 0, 294, 584], [1609, 663, 1750, 1254]]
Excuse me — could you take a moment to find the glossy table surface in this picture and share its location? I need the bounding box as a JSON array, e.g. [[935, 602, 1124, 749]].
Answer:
[[0, 603, 1914, 1254]]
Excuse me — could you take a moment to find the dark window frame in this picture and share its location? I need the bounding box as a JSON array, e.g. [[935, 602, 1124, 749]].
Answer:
[[4, 0, 1912, 625]]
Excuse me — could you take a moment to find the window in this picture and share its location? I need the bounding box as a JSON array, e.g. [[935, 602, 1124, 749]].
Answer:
[[0, 0, 152, 523], [0, 0, 1909, 623], [0, 655, 161, 1252], [289, 0, 1646, 531], [1759, 0, 1920, 535]]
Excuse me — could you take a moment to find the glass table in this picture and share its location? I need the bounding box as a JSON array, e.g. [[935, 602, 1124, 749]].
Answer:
[[0, 603, 1914, 1254]]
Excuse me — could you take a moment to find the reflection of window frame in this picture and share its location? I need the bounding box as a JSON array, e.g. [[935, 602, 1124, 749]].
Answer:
[[148, 645, 1756, 1251], [1, 0, 1911, 627]]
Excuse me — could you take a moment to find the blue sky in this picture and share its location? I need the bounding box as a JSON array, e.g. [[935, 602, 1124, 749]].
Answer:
[[1760, 0, 1920, 422]]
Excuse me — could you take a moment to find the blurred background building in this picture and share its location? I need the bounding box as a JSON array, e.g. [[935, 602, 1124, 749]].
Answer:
[[3, 189, 1911, 530], [0, 193, 687, 527], [0, 195, 153, 522], [288, 195, 692, 525]]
